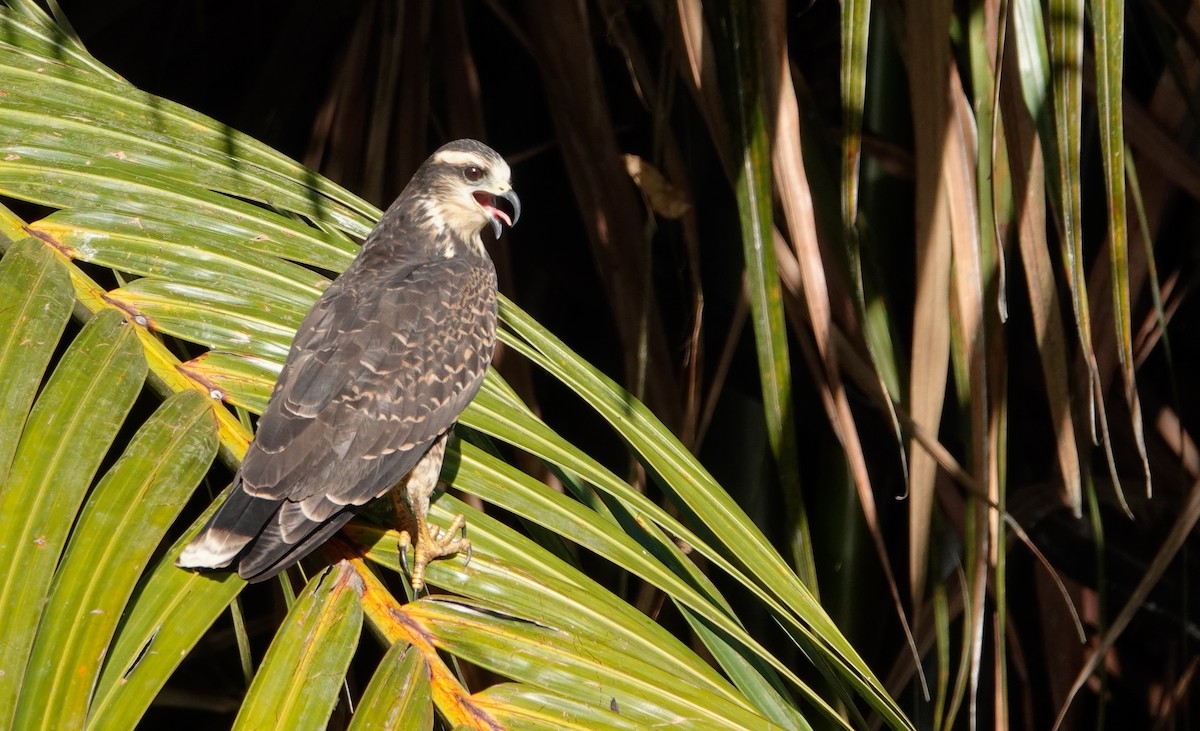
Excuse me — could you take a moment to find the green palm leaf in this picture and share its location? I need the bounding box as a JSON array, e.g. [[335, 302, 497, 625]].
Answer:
[[17, 389, 217, 731], [232, 564, 363, 731], [0, 304, 148, 729], [346, 641, 434, 731], [0, 241, 219, 730]]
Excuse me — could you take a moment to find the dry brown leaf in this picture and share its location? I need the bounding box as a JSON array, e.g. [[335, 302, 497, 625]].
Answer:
[[623, 153, 691, 219], [905, 0, 955, 614]]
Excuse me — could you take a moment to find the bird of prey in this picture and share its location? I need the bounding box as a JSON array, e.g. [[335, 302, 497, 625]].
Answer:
[[178, 138, 519, 589]]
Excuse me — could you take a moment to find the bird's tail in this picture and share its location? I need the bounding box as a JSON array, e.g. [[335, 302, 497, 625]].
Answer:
[[176, 477, 278, 570], [234, 510, 356, 583]]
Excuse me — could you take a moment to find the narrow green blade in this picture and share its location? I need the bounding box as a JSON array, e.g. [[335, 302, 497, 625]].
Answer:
[[474, 683, 651, 731], [715, 0, 815, 590], [406, 598, 781, 731], [86, 548, 245, 729], [0, 307, 145, 729], [0, 238, 72, 481], [347, 642, 433, 731], [232, 564, 362, 731], [494, 300, 911, 729], [15, 391, 218, 731], [105, 278, 304, 361]]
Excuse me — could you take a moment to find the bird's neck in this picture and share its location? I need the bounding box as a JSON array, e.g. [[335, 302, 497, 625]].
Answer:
[[362, 198, 488, 265]]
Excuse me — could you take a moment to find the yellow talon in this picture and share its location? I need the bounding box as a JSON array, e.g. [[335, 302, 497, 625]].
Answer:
[[407, 515, 471, 591]]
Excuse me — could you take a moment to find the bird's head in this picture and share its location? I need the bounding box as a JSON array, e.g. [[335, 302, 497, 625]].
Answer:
[[416, 139, 521, 248]]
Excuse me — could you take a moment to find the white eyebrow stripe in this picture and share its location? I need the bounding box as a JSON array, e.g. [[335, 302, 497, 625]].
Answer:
[[432, 150, 485, 167]]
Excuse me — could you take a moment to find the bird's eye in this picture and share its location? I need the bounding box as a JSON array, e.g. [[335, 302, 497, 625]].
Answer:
[[463, 165, 485, 182]]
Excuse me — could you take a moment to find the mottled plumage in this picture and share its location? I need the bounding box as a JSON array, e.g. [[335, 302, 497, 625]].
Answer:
[[178, 139, 518, 586]]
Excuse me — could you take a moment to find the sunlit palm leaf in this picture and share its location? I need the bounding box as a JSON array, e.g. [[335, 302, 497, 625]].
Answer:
[[0, 237, 71, 477], [231, 564, 363, 731], [17, 390, 217, 731], [345, 641, 434, 731], [0, 305, 146, 729], [474, 684, 652, 731], [88, 530, 245, 728]]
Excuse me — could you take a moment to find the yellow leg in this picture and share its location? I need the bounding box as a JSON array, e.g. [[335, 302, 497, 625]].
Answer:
[[392, 433, 471, 591]]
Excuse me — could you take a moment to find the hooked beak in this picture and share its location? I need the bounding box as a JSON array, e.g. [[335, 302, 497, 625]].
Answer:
[[476, 188, 521, 239]]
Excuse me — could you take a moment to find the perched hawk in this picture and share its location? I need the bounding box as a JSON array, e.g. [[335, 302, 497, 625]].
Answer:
[[178, 139, 519, 589]]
